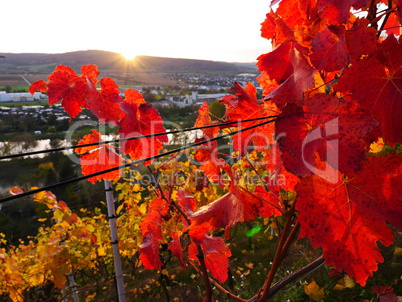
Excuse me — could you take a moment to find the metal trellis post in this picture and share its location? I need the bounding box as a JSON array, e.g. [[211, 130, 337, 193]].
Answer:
[[104, 180, 126, 302]]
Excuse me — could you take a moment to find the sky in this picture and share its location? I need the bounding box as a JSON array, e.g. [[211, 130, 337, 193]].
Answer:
[[1, 0, 272, 63]]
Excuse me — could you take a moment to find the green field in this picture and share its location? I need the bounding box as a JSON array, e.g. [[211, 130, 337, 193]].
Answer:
[[0, 101, 48, 107], [0, 85, 30, 92]]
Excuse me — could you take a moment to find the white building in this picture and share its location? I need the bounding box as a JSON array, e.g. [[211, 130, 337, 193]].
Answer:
[[0, 92, 43, 102], [166, 91, 228, 107], [166, 91, 198, 107]]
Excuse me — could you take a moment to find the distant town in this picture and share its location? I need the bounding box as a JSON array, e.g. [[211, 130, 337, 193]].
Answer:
[[0, 72, 261, 140], [1, 72, 259, 103]]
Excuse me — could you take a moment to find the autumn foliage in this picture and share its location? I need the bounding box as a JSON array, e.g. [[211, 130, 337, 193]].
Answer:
[[1, 0, 402, 301]]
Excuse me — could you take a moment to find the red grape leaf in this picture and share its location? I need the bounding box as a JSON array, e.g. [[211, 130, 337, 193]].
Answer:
[[250, 185, 285, 218], [383, 11, 401, 36], [317, 0, 370, 24], [275, 102, 319, 176], [80, 64, 100, 84], [46, 65, 90, 117], [257, 71, 280, 98], [220, 82, 276, 155], [264, 48, 316, 109], [140, 234, 162, 271], [140, 210, 163, 239], [189, 235, 232, 283], [9, 186, 24, 196], [237, 188, 265, 221], [124, 88, 146, 106], [310, 26, 349, 72], [257, 42, 293, 83], [29, 65, 102, 118], [335, 35, 402, 145], [189, 192, 244, 232], [148, 197, 170, 217], [296, 158, 396, 286], [396, 0, 402, 25], [193, 102, 224, 179], [29, 79, 47, 94], [75, 130, 123, 184], [119, 101, 167, 164], [275, 0, 330, 47], [189, 186, 263, 234], [260, 11, 276, 40], [261, 145, 299, 192], [168, 232, 187, 268], [194, 140, 225, 181], [86, 78, 124, 126], [260, 10, 294, 45], [189, 220, 214, 245], [194, 101, 219, 140], [345, 18, 378, 60], [275, 94, 378, 177], [350, 153, 402, 230], [139, 211, 163, 270], [372, 285, 399, 302]]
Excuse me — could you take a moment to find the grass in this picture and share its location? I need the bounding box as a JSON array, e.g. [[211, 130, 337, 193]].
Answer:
[[0, 85, 30, 92], [0, 101, 47, 107]]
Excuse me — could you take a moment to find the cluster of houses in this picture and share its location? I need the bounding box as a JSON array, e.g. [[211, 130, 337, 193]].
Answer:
[[0, 91, 44, 102], [163, 73, 258, 88], [0, 72, 260, 108], [0, 89, 226, 108], [0, 104, 69, 120], [158, 91, 227, 107]]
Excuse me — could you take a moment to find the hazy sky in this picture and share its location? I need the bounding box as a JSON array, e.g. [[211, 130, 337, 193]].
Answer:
[[1, 0, 272, 62]]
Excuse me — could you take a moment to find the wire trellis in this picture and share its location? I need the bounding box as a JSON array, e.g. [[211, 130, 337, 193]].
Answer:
[[0, 116, 277, 204]]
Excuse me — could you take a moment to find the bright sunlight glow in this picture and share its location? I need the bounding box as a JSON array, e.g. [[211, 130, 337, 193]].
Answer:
[[121, 52, 137, 61]]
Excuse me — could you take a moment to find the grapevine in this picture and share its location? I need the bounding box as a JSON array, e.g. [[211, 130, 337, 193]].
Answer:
[[1, 0, 402, 301]]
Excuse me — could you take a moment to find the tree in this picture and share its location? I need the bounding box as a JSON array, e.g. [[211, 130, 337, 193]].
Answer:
[[10, 134, 38, 152]]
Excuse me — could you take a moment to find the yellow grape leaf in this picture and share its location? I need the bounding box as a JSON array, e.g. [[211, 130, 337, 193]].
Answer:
[[369, 137, 384, 153], [394, 247, 402, 257], [85, 293, 97, 301], [139, 203, 147, 215], [161, 269, 169, 275], [116, 203, 124, 215], [132, 183, 142, 192], [97, 246, 106, 257], [0, 233, 6, 245], [33, 189, 58, 209], [334, 275, 355, 290], [38, 218, 47, 222], [304, 281, 325, 301]]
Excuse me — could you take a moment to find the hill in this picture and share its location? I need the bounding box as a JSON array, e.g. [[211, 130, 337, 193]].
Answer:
[[0, 50, 256, 74]]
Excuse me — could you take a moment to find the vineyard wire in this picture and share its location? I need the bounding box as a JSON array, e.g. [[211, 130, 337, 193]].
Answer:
[[0, 115, 278, 160], [0, 117, 277, 204]]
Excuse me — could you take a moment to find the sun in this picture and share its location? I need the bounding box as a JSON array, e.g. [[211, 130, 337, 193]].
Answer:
[[120, 52, 137, 61]]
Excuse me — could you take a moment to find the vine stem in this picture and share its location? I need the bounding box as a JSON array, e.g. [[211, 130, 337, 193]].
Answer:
[[146, 165, 213, 301], [257, 201, 297, 302], [280, 221, 300, 262], [247, 256, 325, 302], [370, 7, 396, 34], [377, 0, 394, 34], [168, 198, 213, 301], [367, 0, 378, 24], [196, 246, 213, 302], [190, 262, 247, 302]]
